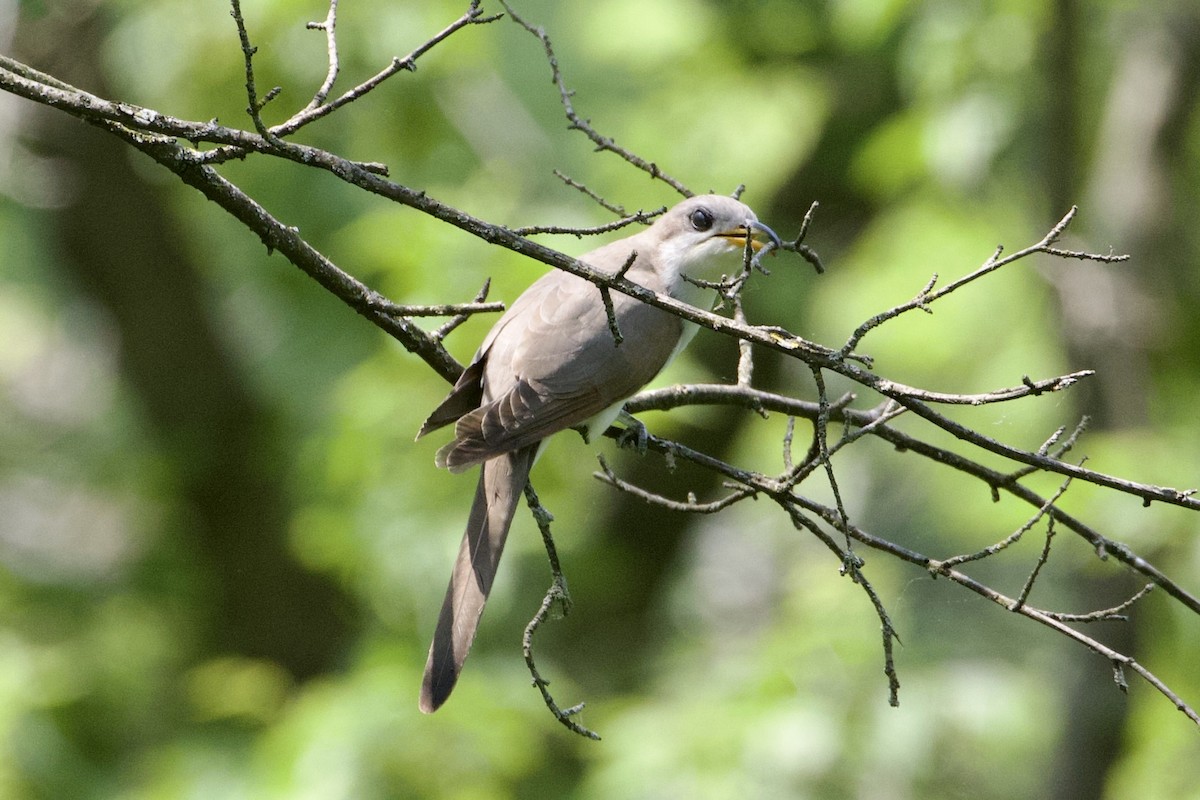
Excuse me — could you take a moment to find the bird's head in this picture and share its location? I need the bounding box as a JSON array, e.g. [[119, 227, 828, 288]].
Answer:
[[651, 194, 781, 283]]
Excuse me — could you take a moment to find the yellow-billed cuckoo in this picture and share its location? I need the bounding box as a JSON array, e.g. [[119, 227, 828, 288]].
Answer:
[[416, 194, 780, 713]]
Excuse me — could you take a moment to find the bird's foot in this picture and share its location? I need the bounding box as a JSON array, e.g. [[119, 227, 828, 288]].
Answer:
[[615, 411, 649, 455]]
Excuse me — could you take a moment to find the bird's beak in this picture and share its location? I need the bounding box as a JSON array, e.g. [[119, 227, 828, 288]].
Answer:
[[717, 220, 783, 253]]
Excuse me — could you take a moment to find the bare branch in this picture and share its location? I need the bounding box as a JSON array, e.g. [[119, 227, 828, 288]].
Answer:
[[1012, 516, 1058, 612], [597, 251, 638, 346], [808, 367, 855, 556], [786, 503, 900, 706], [302, 0, 341, 112], [783, 494, 1199, 727], [620, 384, 1200, 616], [202, 1, 502, 165], [512, 208, 664, 238], [780, 200, 825, 274], [229, 0, 281, 141], [932, 477, 1074, 570], [412, 279, 505, 343], [520, 482, 601, 740], [551, 170, 636, 216], [841, 207, 1131, 356], [594, 455, 755, 513], [366, 293, 504, 320], [278, 1, 502, 136], [1043, 584, 1155, 623], [498, 1, 693, 197]]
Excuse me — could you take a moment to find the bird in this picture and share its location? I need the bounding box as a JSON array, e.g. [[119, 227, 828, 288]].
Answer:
[[415, 194, 781, 713]]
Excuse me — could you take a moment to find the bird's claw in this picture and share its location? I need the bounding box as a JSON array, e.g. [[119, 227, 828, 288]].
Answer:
[[616, 416, 649, 455]]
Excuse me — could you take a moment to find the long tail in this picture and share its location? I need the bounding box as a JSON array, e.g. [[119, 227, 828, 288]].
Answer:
[[419, 446, 535, 713]]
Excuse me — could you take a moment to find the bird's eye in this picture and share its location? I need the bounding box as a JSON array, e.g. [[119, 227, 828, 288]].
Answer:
[[689, 208, 714, 231]]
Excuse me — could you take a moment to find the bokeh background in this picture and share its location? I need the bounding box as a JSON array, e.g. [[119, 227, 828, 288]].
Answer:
[[2, 0, 1199, 797]]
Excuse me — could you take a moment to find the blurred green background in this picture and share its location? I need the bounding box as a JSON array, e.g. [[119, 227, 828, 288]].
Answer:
[[3, 0, 1200, 797]]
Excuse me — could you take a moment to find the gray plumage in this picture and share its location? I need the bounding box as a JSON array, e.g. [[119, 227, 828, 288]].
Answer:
[[416, 194, 779, 713]]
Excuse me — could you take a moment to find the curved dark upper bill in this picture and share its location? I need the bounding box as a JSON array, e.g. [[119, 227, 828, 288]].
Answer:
[[716, 220, 782, 252]]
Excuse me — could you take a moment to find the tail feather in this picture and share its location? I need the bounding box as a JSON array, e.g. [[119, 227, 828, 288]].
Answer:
[[419, 446, 535, 713]]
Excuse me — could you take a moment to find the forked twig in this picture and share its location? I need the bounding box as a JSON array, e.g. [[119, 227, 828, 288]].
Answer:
[[520, 483, 601, 740]]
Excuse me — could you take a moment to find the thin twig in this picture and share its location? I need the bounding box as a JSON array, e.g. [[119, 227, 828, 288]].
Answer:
[[499, 1, 693, 197], [621, 382, 1200, 615], [302, 0, 341, 112], [785, 493, 1199, 726], [840, 207, 1130, 356], [809, 366, 856, 559], [734, 294, 756, 389], [512, 208, 664, 238], [932, 476, 1074, 571], [551, 171, 631, 216], [423, 279, 503, 341], [780, 200, 825, 274], [598, 251, 638, 346], [277, 1, 500, 137], [787, 504, 900, 706], [594, 455, 755, 513], [595, 404, 1198, 725], [229, 0, 281, 141], [520, 482, 601, 740], [783, 416, 797, 472], [366, 290, 503, 320], [1012, 516, 1058, 612], [201, 2, 501, 165], [1007, 417, 1091, 483], [1042, 584, 1155, 623]]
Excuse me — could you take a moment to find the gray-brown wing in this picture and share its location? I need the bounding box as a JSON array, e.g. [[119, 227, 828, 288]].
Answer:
[[416, 356, 487, 439], [437, 269, 683, 471]]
